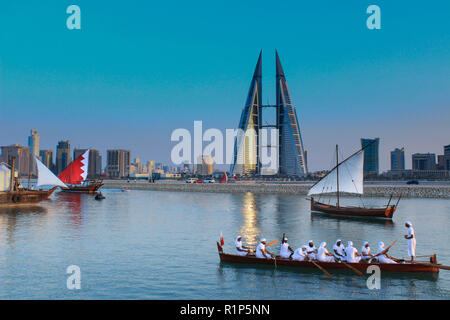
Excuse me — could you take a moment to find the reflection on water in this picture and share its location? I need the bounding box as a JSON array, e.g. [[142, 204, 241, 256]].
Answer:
[[0, 205, 47, 245], [239, 192, 259, 246], [310, 211, 394, 228]]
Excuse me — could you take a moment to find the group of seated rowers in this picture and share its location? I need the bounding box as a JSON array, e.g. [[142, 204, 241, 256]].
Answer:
[[235, 236, 397, 264]]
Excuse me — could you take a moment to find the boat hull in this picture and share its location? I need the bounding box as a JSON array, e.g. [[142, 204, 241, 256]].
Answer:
[[311, 198, 396, 219], [217, 243, 438, 274], [60, 180, 104, 194], [0, 187, 57, 205]]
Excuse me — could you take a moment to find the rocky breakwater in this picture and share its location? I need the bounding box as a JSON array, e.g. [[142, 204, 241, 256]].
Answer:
[[102, 180, 450, 198]]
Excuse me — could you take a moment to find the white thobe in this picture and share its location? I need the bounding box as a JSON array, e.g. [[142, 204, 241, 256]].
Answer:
[[280, 243, 291, 258], [360, 247, 372, 262], [317, 247, 334, 262], [256, 243, 269, 259], [306, 246, 316, 260], [345, 246, 361, 263], [292, 249, 306, 261], [407, 226, 416, 257], [376, 248, 396, 264], [333, 244, 346, 260], [235, 241, 247, 256]]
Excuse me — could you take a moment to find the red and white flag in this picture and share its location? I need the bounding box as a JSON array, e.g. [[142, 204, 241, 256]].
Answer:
[[58, 150, 89, 185], [219, 172, 228, 183], [220, 232, 224, 246]]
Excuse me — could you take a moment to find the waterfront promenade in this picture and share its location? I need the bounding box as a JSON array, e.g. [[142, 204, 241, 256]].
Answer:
[[102, 180, 450, 199]]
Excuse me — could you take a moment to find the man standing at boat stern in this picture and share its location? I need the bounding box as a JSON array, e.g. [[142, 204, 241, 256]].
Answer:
[[404, 221, 416, 262]]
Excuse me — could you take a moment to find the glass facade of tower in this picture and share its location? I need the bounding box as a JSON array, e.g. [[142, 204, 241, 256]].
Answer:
[[276, 52, 307, 176], [361, 138, 379, 176], [231, 52, 261, 176], [231, 51, 307, 177]]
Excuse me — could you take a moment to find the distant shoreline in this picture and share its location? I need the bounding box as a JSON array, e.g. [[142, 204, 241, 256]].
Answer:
[[102, 180, 450, 199]]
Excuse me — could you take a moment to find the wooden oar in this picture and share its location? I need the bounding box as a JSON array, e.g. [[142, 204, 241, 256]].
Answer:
[[266, 239, 278, 247], [374, 240, 397, 257], [342, 261, 363, 276], [309, 259, 334, 279]]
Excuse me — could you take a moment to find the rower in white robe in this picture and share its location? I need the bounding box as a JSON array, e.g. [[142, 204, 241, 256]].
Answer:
[[317, 242, 335, 262], [376, 241, 397, 264], [404, 221, 416, 262], [306, 240, 317, 260], [292, 246, 308, 261], [360, 242, 374, 263], [235, 235, 251, 256], [333, 239, 346, 262], [256, 238, 273, 259], [344, 241, 361, 263], [279, 237, 294, 259]]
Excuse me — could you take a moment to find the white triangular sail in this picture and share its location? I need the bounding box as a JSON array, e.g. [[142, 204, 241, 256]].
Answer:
[[308, 150, 364, 196], [36, 157, 68, 188]]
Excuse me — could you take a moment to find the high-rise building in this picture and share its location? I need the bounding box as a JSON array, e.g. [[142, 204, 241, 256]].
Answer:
[[276, 51, 307, 177], [56, 140, 71, 175], [390, 148, 405, 171], [444, 144, 450, 170], [437, 155, 445, 170], [27, 130, 40, 175], [0, 144, 31, 177], [231, 51, 307, 177], [361, 138, 380, 176], [147, 160, 155, 173], [106, 149, 130, 178], [412, 153, 436, 170], [39, 150, 54, 172], [197, 155, 214, 175], [73, 148, 102, 178], [28, 130, 40, 159]]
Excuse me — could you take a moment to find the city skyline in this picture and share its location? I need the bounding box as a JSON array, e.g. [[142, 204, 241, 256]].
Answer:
[[1, 1, 449, 171]]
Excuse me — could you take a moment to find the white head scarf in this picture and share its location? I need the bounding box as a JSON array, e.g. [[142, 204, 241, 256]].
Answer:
[[363, 241, 369, 247], [235, 236, 242, 247], [378, 241, 385, 249], [308, 240, 314, 247], [260, 238, 266, 243], [347, 241, 353, 247], [405, 221, 412, 227], [335, 239, 342, 245], [320, 242, 326, 248], [301, 245, 307, 251]]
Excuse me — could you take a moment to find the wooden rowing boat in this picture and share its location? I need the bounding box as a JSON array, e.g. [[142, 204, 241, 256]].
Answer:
[[217, 242, 439, 274]]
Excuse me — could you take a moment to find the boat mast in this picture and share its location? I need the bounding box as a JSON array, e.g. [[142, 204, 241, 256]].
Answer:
[[336, 144, 340, 207], [10, 156, 16, 191]]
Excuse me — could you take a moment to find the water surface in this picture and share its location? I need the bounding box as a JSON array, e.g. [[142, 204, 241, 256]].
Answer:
[[0, 190, 449, 299]]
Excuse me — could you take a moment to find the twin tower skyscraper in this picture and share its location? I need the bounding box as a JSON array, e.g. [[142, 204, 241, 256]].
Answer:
[[231, 51, 308, 177]]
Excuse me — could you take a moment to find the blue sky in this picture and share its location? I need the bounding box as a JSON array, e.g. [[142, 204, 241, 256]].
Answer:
[[0, 1, 449, 171]]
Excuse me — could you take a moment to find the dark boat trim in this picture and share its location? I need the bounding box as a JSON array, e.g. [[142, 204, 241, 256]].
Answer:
[[0, 187, 57, 205], [60, 180, 104, 194], [311, 198, 396, 219], [217, 242, 439, 274]]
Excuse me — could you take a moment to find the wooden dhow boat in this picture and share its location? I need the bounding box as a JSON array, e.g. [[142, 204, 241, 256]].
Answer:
[[0, 156, 66, 205], [217, 242, 440, 274], [58, 150, 103, 194], [308, 144, 401, 219]]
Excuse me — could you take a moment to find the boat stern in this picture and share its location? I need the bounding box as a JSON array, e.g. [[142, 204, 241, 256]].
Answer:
[[385, 205, 396, 219]]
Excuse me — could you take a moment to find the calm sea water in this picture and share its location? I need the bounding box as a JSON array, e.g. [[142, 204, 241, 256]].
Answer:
[[0, 190, 449, 299]]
